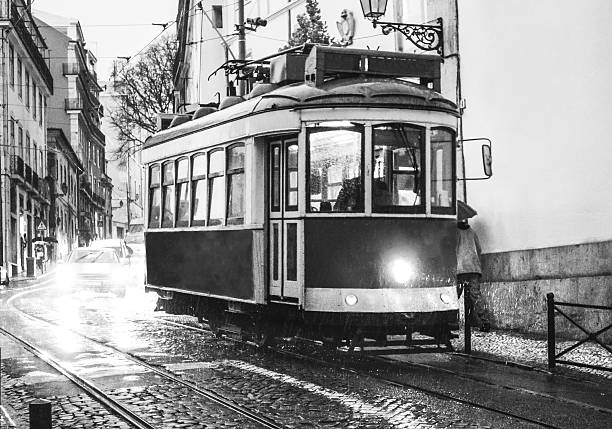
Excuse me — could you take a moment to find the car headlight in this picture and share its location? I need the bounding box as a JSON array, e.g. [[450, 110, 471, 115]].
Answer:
[[344, 294, 358, 306], [440, 293, 451, 304]]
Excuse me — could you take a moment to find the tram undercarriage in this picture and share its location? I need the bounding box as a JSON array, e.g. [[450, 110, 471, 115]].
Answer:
[[152, 290, 458, 350]]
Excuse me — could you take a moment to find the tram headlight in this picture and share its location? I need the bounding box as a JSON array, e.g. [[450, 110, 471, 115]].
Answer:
[[389, 258, 414, 284], [440, 293, 451, 304], [345, 294, 358, 306]]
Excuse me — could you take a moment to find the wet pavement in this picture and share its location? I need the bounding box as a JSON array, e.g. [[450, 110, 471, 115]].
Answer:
[[1, 264, 611, 428]]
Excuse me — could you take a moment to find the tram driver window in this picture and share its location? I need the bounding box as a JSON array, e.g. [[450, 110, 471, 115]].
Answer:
[[430, 128, 455, 213], [208, 149, 225, 226], [372, 124, 424, 213], [161, 162, 175, 227], [148, 164, 161, 228], [227, 144, 245, 224], [308, 125, 363, 213]]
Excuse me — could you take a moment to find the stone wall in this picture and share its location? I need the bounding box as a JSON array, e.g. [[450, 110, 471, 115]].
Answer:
[[480, 241, 612, 342]]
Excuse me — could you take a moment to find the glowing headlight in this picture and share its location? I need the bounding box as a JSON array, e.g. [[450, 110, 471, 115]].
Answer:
[[345, 294, 358, 306], [389, 259, 414, 284], [440, 293, 451, 304]]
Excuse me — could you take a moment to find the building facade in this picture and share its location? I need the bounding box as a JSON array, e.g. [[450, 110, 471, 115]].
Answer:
[[46, 128, 82, 260], [172, 0, 612, 337], [35, 11, 112, 246], [99, 79, 144, 239], [0, 0, 53, 276]]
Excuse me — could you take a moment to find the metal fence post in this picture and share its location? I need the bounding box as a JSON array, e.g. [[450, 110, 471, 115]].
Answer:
[[547, 293, 556, 371], [29, 398, 52, 429], [464, 283, 472, 355]]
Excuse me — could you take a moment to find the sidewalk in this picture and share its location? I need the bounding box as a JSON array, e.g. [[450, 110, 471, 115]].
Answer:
[[451, 328, 612, 380], [0, 264, 55, 290]]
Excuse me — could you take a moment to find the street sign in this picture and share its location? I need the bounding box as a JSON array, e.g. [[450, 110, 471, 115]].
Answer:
[[36, 219, 47, 231]]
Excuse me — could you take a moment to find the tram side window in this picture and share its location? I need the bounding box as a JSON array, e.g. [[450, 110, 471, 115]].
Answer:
[[208, 149, 225, 226], [227, 144, 245, 224], [286, 141, 298, 211], [191, 153, 207, 226], [176, 157, 190, 226], [308, 125, 363, 213], [161, 162, 175, 227], [148, 165, 161, 228], [431, 128, 455, 212], [372, 124, 424, 213]]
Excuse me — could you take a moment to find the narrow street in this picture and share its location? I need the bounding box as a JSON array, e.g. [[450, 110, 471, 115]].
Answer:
[[1, 264, 610, 428]]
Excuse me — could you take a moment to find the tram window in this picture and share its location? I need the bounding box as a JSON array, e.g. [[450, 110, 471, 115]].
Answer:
[[286, 141, 298, 211], [227, 144, 245, 224], [191, 153, 207, 226], [431, 128, 455, 212], [161, 162, 175, 227], [308, 126, 363, 212], [176, 157, 190, 227], [372, 124, 424, 213], [208, 149, 225, 226], [286, 223, 297, 281], [271, 145, 281, 212], [148, 164, 161, 228]]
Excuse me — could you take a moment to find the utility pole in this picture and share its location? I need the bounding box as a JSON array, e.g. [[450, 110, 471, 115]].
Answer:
[[126, 143, 131, 233], [0, 27, 10, 277], [237, 0, 246, 96]]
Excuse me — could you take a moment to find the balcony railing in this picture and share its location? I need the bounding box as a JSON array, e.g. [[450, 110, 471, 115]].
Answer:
[[32, 171, 39, 189], [10, 155, 24, 178], [24, 163, 32, 184], [11, 3, 53, 91], [62, 62, 82, 75], [65, 98, 83, 111]]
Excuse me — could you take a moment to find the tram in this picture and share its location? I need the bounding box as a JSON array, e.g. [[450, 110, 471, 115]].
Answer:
[[142, 46, 476, 347]]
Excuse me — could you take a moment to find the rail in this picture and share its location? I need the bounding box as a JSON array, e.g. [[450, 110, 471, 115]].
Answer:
[[546, 292, 612, 372]]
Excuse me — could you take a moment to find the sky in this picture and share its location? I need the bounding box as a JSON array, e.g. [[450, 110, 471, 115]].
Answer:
[[34, 0, 177, 81]]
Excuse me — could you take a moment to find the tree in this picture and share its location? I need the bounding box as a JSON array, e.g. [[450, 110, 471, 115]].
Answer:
[[284, 0, 331, 48], [110, 34, 177, 162]]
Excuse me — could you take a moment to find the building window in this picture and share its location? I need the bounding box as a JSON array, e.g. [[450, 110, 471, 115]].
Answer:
[[212, 5, 223, 28], [430, 128, 455, 213], [38, 94, 43, 125], [161, 161, 175, 227], [25, 133, 30, 165], [372, 123, 424, 213], [148, 165, 161, 228], [17, 58, 22, 99], [18, 127, 23, 159], [191, 153, 207, 226], [226, 144, 245, 224], [9, 44, 14, 87], [10, 117, 14, 146], [175, 157, 190, 227], [208, 149, 225, 226], [308, 124, 364, 213], [25, 70, 30, 109], [33, 84, 37, 119]]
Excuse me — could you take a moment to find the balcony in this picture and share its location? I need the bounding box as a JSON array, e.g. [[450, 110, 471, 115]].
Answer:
[[65, 97, 83, 111], [10, 155, 25, 179], [32, 171, 39, 190], [10, 3, 53, 91], [62, 62, 82, 75], [24, 163, 32, 184]]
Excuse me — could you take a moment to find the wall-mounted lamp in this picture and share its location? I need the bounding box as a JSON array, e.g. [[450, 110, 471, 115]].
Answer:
[[359, 0, 443, 56]]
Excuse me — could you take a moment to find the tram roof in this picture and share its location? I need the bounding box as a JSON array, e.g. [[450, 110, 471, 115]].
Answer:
[[144, 78, 458, 149]]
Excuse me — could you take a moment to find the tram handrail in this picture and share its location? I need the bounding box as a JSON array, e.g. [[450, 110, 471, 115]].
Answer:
[[546, 292, 612, 372]]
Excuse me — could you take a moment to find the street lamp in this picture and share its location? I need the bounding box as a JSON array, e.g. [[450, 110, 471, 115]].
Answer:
[[359, 0, 443, 56]]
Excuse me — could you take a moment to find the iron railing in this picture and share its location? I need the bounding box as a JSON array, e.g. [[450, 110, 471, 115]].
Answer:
[[10, 155, 24, 178], [547, 293, 612, 372]]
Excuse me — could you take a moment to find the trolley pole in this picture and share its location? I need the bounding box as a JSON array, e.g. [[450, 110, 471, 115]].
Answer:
[[237, 0, 246, 96]]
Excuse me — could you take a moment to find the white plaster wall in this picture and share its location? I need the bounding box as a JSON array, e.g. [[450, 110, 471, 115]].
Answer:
[[459, 0, 612, 253]]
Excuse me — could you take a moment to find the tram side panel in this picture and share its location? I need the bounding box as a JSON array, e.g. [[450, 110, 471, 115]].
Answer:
[[145, 229, 263, 302], [303, 218, 458, 314]]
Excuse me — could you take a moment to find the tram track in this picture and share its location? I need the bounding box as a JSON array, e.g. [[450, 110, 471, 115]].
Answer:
[[4, 286, 286, 429], [154, 315, 612, 429]]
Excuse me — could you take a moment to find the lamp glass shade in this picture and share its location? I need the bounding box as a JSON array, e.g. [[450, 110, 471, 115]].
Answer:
[[360, 0, 389, 19]]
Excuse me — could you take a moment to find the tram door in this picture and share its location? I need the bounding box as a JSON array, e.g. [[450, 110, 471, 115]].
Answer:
[[268, 137, 300, 301]]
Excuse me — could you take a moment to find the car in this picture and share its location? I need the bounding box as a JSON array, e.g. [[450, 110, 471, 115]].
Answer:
[[124, 226, 145, 259], [56, 247, 128, 297], [89, 239, 133, 261]]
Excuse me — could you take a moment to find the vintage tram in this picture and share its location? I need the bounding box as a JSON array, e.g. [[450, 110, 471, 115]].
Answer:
[[143, 46, 466, 347]]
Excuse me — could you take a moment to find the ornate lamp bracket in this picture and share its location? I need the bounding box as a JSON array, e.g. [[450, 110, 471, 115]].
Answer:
[[373, 17, 443, 56]]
